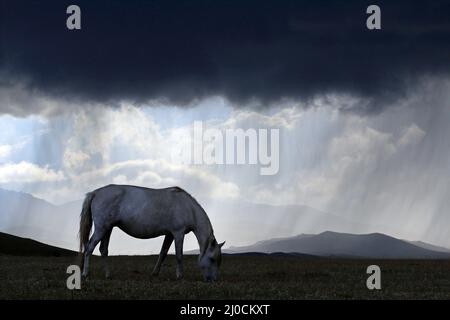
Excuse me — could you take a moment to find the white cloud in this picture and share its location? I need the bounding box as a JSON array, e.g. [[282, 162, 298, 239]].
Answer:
[[62, 104, 163, 171], [398, 123, 426, 147], [105, 159, 240, 201], [223, 107, 303, 129], [328, 119, 397, 168], [44, 104, 243, 203], [0, 138, 30, 162], [62, 150, 90, 171], [0, 161, 65, 183], [0, 145, 12, 160]]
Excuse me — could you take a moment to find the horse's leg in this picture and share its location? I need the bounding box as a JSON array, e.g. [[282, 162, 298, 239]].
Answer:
[[174, 233, 185, 280], [82, 229, 105, 278], [152, 234, 174, 276], [99, 228, 113, 279]]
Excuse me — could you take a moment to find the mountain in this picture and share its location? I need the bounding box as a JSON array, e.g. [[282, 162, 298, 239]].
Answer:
[[0, 188, 81, 251], [225, 231, 450, 259], [0, 231, 76, 256], [203, 200, 384, 247], [407, 241, 450, 254], [1, 188, 449, 257]]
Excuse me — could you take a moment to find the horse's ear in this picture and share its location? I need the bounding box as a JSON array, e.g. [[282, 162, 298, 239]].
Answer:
[[219, 241, 225, 248]]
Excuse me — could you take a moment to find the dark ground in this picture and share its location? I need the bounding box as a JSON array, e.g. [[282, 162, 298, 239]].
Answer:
[[0, 254, 449, 299]]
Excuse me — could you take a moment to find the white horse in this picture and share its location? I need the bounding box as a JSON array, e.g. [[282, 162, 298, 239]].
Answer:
[[79, 184, 224, 281]]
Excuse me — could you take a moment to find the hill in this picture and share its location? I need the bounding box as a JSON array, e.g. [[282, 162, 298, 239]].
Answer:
[[0, 231, 76, 256]]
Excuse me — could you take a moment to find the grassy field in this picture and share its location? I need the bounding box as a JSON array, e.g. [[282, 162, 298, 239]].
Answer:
[[0, 254, 449, 299]]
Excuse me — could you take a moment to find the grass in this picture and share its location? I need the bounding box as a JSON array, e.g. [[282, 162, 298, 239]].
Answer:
[[0, 254, 449, 299]]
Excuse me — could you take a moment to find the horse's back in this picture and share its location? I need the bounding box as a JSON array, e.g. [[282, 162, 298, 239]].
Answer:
[[94, 184, 186, 201], [90, 184, 196, 238]]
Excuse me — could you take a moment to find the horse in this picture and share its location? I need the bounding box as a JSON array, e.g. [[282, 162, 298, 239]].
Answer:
[[79, 184, 225, 282]]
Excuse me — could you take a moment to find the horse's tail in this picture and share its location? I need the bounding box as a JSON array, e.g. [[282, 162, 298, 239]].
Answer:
[[79, 192, 95, 265]]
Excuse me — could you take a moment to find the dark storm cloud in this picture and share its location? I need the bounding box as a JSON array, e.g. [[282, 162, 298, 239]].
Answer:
[[1, 0, 450, 113]]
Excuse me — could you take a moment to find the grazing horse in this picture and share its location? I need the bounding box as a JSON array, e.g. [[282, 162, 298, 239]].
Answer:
[[79, 184, 225, 281]]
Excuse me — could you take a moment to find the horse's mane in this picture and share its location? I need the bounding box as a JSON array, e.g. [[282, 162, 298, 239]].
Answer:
[[171, 186, 215, 243], [171, 186, 205, 214]]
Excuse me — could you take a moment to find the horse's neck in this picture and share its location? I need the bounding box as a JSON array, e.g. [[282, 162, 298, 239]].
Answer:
[[193, 210, 214, 256]]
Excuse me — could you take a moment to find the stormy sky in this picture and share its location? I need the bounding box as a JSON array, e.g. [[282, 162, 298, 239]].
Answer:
[[0, 0, 450, 252], [2, 0, 450, 113]]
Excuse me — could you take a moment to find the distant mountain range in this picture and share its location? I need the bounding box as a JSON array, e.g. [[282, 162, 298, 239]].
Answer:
[[1, 187, 449, 258], [201, 199, 404, 248], [2, 229, 449, 259], [225, 231, 450, 259]]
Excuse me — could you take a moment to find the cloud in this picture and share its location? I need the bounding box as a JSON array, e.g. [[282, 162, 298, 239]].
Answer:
[[62, 150, 90, 171], [106, 159, 241, 200], [25, 105, 242, 203], [248, 114, 401, 208], [39, 158, 240, 204], [0, 136, 31, 162], [1, 0, 450, 115], [0, 145, 12, 160], [398, 123, 426, 148], [223, 107, 303, 130], [0, 161, 65, 183], [328, 120, 397, 166], [61, 104, 163, 170]]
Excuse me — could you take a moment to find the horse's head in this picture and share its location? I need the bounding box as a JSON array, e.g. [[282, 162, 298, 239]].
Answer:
[[199, 237, 225, 282]]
